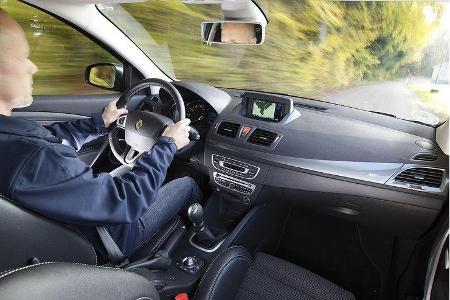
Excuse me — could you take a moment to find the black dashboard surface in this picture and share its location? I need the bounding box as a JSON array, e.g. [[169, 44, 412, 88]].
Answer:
[[205, 89, 448, 192], [206, 88, 448, 238], [167, 82, 447, 197], [216, 89, 444, 163], [172, 82, 448, 238]]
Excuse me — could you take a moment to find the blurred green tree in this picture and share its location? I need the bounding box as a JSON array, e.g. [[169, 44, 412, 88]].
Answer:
[[1, 0, 444, 98]]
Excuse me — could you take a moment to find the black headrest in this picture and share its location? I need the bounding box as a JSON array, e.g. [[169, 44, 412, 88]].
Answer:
[[0, 262, 159, 300], [0, 195, 96, 272]]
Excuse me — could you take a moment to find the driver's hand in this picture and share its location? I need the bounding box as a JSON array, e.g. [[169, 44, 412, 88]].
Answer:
[[162, 119, 191, 150], [102, 100, 128, 128]]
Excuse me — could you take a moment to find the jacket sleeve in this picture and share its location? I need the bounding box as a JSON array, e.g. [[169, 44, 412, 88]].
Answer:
[[46, 113, 108, 151], [10, 136, 177, 227]]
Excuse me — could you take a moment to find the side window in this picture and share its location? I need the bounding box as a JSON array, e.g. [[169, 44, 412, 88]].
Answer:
[[2, 1, 122, 96]]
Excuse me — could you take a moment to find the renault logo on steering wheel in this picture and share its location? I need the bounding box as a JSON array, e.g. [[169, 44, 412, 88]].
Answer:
[[135, 119, 143, 131]]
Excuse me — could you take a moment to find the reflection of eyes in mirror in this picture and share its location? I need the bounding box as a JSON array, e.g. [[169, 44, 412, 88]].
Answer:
[[221, 23, 257, 44], [89, 66, 116, 89]]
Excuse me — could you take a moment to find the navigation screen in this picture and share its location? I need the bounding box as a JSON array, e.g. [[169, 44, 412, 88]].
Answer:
[[251, 99, 284, 121]]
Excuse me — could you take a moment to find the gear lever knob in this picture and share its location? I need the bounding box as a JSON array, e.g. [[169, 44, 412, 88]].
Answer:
[[188, 203, 205, 229], [188, 203, 221, 248]]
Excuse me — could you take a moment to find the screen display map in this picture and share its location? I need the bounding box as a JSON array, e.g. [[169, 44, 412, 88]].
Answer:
[[251, 99, 284, 121], [252, 100, 276, 119]]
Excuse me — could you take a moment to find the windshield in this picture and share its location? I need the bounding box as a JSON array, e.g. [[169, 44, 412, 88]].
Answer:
[[98, 0, 450, 126]]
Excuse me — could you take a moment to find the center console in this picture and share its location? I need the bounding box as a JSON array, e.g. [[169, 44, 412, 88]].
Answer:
[[213, 172, 256, 195], [212, 154, 260, 179], [127, 93, 295, 299], [211, 155, 260, 201], [209, 156, 265, 208], [128, 195, 287, 300]]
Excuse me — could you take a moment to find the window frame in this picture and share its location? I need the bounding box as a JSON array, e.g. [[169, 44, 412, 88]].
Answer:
[[18, 0, 145, 95]]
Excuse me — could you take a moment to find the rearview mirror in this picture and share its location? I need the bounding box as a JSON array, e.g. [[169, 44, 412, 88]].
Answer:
[[85, 63, 124, 91], [201, 22, 264, 45]]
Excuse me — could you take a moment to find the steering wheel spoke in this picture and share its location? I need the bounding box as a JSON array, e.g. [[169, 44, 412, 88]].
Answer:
[[116, 115, 127, 129], [121, 145, 144, 165]]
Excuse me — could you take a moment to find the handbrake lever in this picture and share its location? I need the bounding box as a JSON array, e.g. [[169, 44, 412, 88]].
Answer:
[[125, 225, 186, 270]]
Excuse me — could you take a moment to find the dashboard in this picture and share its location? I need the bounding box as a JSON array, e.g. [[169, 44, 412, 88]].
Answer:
[[155, 81, 448, 240]]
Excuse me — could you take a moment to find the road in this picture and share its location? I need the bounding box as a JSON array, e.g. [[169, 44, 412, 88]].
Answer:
[[322, 79, 431, 122]]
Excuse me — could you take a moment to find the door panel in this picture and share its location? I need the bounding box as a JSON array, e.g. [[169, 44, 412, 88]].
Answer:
[[424, 216, 449, 300], [13, 94, 120, 165], [16, 94, 120, 116], [11, 111, 88, 124]]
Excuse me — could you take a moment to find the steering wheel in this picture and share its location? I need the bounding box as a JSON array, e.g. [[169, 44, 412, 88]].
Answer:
[[109, 78, 197, 166]]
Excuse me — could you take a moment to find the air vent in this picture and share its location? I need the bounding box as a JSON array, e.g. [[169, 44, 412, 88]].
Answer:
[[412, 153, 438, 162], [294, 103, 327, 112], [217, 122, 240, 138], [394, 168, 444, 188], [248, 129, 278, 146]]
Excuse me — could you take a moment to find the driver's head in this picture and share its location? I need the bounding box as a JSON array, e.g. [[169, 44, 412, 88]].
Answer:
[[0, 9, 38, 112], [221, 22, 257, 44]]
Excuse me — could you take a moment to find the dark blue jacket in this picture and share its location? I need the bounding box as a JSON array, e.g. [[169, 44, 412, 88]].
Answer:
[[0, 113, 177, 227]]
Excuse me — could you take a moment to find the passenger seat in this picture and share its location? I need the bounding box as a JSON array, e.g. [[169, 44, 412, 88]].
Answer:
[[194, 246, 355, 300]]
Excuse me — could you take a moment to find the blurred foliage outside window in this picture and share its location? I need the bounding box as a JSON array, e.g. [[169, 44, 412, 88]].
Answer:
[[102, 0, 449, 125], [1, 0, 121, 96]]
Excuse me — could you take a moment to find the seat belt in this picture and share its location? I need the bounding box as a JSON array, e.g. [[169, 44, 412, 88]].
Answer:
[[98, 166, 132, 265], [96, 226, 126, 264]]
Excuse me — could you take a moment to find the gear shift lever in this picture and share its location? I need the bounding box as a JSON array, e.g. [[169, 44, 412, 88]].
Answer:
[[188, 203, 220, 248], [188, 203, 206, 231]]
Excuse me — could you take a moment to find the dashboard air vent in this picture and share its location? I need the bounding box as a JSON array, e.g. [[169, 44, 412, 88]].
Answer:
[[248, 129, 278, 146], [394, 168, 444, 188], [217, 122, 240, 138], [412, 153, 438, 162]]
